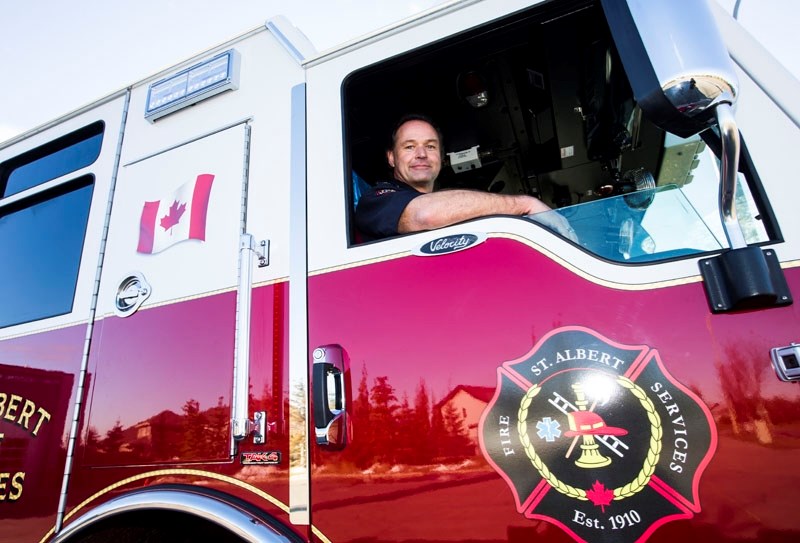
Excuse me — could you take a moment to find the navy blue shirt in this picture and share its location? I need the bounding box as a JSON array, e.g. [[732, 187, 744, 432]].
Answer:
[[354, 179, 423, 240]]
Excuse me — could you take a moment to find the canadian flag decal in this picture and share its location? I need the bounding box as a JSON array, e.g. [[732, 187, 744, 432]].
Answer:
[[137, 174, 215, 254]]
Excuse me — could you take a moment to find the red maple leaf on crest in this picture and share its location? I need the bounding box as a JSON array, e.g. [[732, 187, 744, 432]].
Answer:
[[586, 480, 614, 512], [159, 200, 186, 231]]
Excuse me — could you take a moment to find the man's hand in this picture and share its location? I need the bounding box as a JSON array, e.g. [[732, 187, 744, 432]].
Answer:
[[526, 209, 579, 242], [516, 194, 552, 216]]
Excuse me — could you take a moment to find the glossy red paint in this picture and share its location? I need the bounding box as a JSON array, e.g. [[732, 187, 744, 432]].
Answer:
[[0, 325, 84, 541], [64, 286, 295, 525], [307, 236, 800, 543], [83, 292, 238, 465]]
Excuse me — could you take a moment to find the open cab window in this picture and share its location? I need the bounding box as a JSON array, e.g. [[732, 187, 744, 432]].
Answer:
[[343, 0, 777, 261]]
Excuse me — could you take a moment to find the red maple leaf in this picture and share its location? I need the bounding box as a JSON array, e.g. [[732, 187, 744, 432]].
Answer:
[[159, 200, 186, 231], [586, 480, 614, 512]]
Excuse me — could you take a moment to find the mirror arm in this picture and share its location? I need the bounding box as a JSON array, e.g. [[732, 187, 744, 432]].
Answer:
[[715, 103, 747, 249]]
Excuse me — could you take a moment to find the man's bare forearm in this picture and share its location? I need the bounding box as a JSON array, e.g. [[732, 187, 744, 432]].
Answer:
[[397, 189, 551, 233]]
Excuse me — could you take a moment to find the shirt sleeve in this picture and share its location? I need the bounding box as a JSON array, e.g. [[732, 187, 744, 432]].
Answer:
[[354, 182, 422, 240]]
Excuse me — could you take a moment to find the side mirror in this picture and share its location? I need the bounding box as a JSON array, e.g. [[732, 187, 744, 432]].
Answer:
[[602, 0, 792, 313], [601, 0, 738, 138]]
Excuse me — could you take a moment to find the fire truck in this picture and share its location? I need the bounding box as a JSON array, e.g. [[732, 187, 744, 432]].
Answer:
[[1, 0, 799, 541]]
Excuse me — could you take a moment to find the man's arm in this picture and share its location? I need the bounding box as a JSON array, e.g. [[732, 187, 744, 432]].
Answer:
[[397, 190, 552, 233]]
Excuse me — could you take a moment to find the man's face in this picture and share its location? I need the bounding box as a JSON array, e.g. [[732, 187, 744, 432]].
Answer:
[[387, 120, 442, 192]]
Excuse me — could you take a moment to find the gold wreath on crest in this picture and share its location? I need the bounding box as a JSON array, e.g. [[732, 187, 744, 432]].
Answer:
[[517, 375, 663, 501]]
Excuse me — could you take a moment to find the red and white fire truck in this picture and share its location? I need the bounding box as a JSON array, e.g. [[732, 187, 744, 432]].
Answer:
[[2, 0, 799, 542]]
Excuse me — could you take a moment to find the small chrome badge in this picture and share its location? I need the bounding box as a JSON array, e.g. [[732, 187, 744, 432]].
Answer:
[[241, 451, 281, 465]]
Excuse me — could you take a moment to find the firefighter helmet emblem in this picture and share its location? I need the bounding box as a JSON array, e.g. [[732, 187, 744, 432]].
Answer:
[[479, 327, 716, 543]]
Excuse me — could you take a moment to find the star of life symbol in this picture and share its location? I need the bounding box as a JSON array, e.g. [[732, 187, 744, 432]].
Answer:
[[479, 327, 717, 543], [536, 417, 561, 442]]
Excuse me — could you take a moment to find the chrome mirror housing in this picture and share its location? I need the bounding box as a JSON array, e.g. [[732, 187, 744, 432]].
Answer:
[[601, 0, 738, 137]]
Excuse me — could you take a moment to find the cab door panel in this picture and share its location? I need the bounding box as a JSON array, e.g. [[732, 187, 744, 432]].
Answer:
[[82, 125, 247, 466], [308, 237, 800, 543]]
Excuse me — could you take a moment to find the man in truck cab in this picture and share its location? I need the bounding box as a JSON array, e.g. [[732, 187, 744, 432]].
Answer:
[[354, 113, 564, 241]]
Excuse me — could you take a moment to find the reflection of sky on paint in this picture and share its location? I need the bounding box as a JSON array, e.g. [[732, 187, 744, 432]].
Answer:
[[85, 293, 238, 433]]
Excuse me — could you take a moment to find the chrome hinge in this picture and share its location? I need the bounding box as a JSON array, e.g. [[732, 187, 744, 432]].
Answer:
[[255, 239, 269, 268], [239, 235, 270, 268], [233, 411, 267, 444]]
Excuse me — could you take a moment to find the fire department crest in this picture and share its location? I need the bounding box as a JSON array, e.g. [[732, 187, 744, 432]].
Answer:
[[479, 327, 716, 543]]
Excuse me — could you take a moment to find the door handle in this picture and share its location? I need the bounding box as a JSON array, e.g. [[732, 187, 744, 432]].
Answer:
[[312, 345, 347, 448], [114, 272, 151, 317]]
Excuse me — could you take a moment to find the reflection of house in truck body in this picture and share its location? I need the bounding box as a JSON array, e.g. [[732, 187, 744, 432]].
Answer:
[[1, 0, 800, 542], [436, 385, 495, 452]]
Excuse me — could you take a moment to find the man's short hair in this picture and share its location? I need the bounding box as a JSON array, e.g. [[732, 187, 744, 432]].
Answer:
[[389, 113, 444, 152]]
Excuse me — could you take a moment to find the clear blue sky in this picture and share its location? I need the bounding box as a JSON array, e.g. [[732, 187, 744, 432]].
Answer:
[[0, 0, 797, 143]]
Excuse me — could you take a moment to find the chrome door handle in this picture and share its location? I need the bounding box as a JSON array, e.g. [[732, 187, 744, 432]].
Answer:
[[312, 345, 347, 448]]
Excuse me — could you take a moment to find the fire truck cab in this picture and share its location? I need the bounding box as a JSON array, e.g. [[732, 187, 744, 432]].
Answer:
[[1, 0, 799, 542]]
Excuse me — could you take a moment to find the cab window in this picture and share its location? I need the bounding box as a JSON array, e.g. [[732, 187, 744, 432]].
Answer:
[[0, 122, 102, 328], [343, 0, 777, 259], [1, 121, 103, 197]]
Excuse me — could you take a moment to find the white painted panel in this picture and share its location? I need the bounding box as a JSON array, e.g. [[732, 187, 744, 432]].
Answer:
[[96, 125, 247, 316]]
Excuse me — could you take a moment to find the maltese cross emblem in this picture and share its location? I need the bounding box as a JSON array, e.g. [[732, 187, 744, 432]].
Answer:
[[479, 327, 716, 543]]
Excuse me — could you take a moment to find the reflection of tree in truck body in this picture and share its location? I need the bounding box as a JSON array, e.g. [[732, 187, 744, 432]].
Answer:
[[715, 342, 774, 444], [82, 396, 229, 463], [181, 396, 228, 458], [78, 350, 800, 471], [290, 381, 307, 466], [713, 342, 800, 447], [330, 351, 800, 473], [331, 366, 476, 470], [436, 401, 472, 459]]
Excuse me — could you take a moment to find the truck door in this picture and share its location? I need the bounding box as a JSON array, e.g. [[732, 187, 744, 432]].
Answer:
[[0, 96, 127, 539], [305, 1, 800, 543], [82, 124, 248, 466]]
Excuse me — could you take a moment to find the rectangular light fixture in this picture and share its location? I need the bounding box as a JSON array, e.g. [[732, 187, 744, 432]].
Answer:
[[145, 49, 241, 122]]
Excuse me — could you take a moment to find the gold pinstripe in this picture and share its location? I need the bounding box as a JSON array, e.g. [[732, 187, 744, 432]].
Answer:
[[39, 468, 333, 543], [22, 236, 797, 330], [489, 232, 704, 290], [0, 319, 90, 341], [311, 233, 703, 290], [315, 233, 800, 291]]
